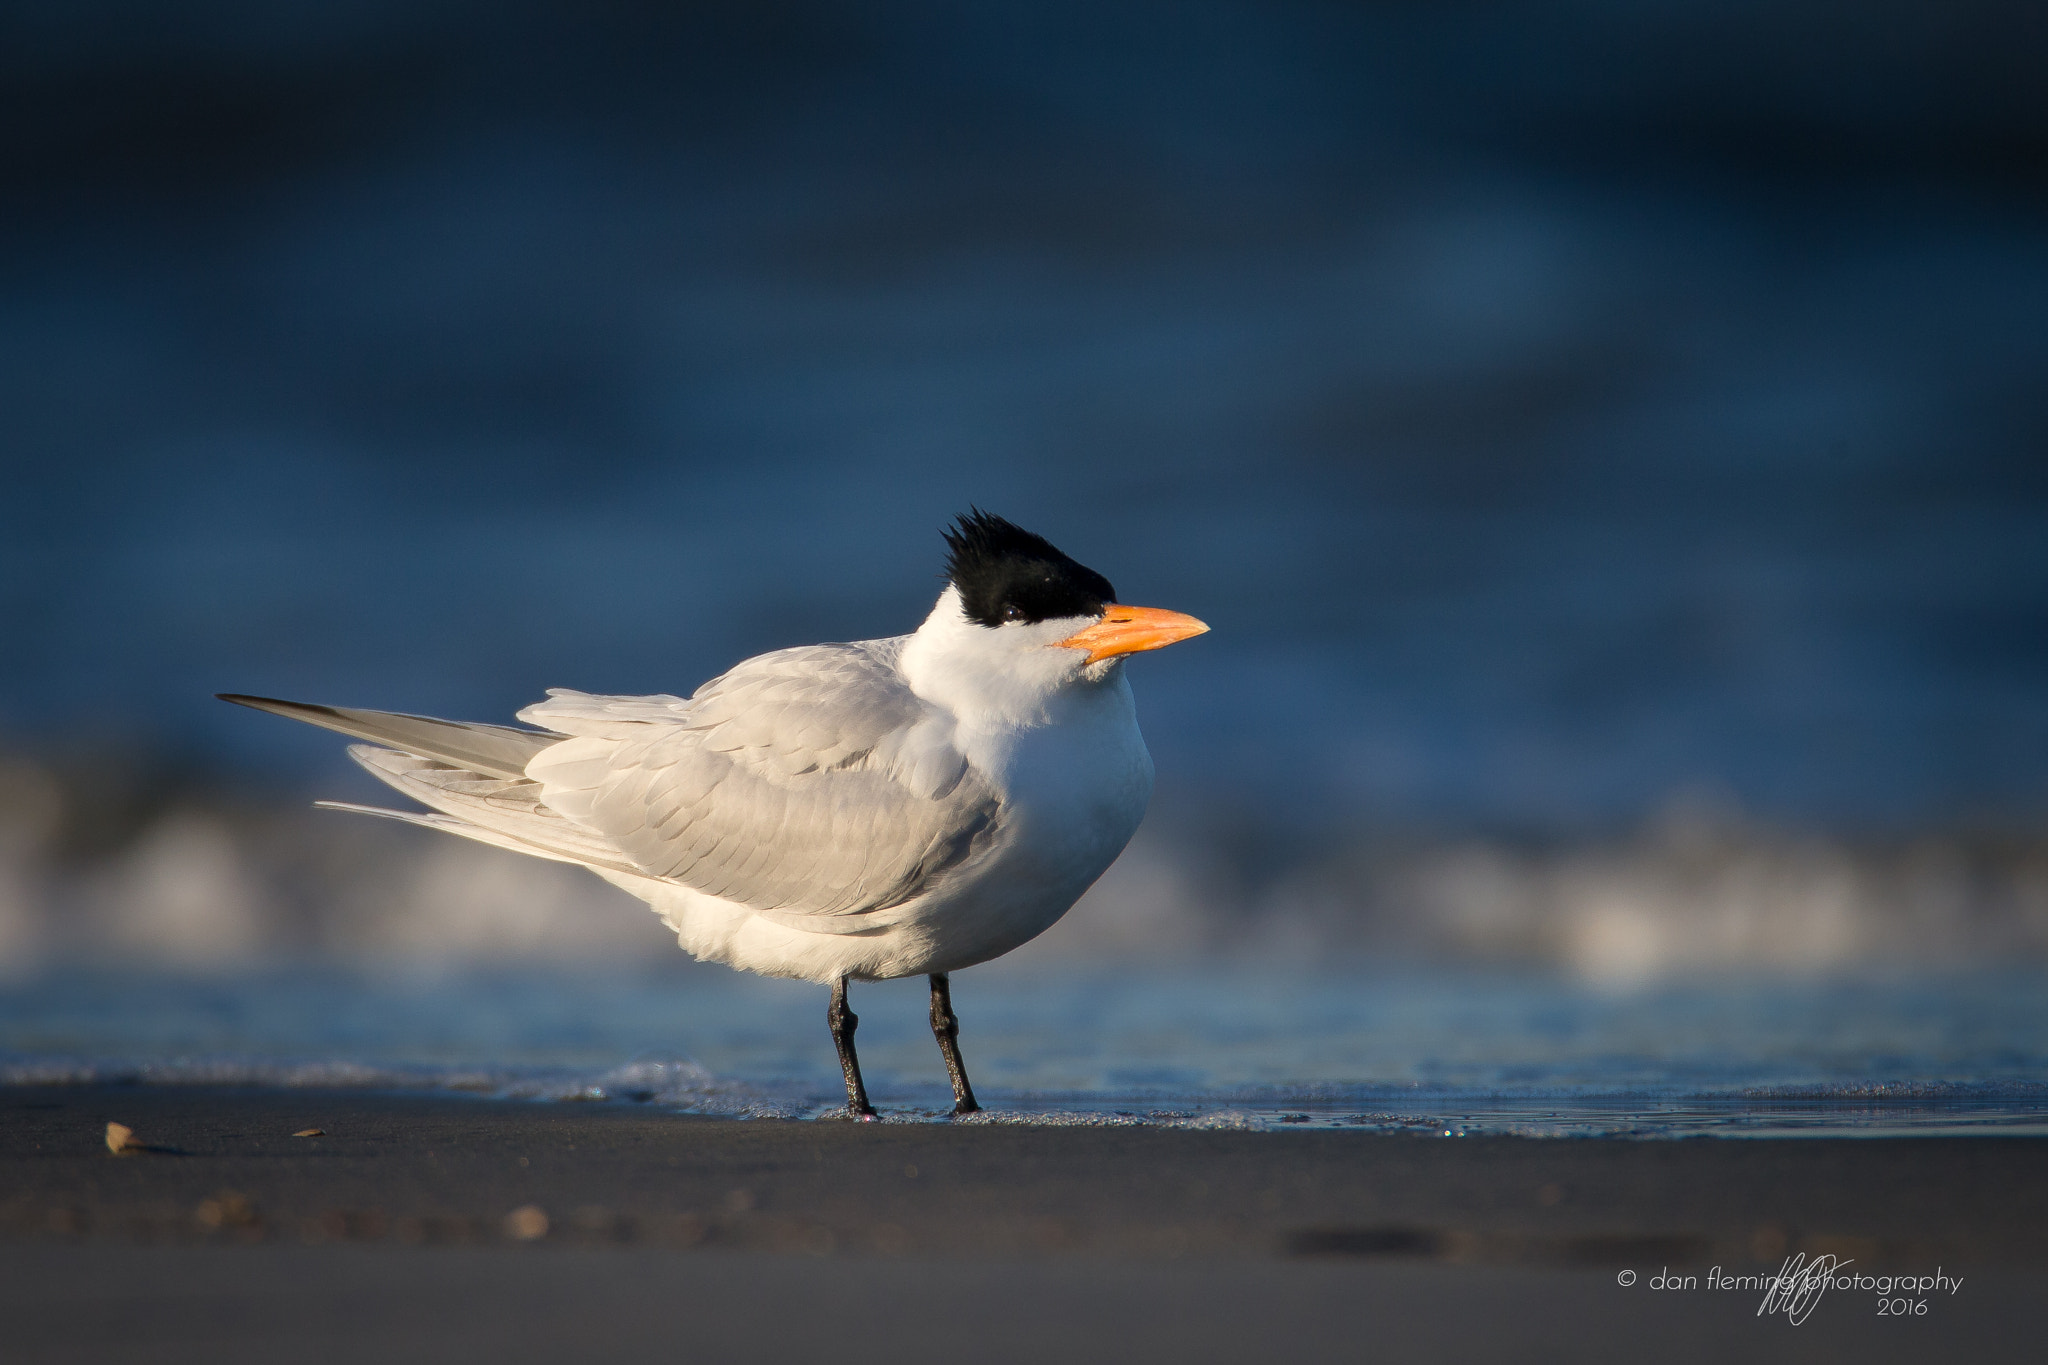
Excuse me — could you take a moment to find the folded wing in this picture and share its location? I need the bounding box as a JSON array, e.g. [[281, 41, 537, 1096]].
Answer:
[[521, 638, 1001, 919]]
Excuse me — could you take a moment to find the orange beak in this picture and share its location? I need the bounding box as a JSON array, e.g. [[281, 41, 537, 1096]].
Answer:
[[1054, 605, 1211, 665]]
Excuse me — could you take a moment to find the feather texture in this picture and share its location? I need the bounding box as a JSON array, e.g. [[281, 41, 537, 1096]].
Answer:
[[344, 746, 647, 876], [521, 638, 1001, 918]]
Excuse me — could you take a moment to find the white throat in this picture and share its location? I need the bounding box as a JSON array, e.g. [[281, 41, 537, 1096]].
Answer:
[[899, 586, 1115, 731]]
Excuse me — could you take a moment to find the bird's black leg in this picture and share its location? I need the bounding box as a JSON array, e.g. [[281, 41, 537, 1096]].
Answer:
[[828, 977, 876, 1120], [928, 973, 980, 1115]]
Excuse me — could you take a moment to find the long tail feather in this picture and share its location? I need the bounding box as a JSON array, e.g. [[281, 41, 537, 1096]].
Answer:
[[313, 801, 593, 866], [343, 745, 645, 876], [217, 693, 555, 780]]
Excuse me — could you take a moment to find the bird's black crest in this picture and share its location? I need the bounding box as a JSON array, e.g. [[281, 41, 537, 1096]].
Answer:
[[942, 510, 1116, 627]]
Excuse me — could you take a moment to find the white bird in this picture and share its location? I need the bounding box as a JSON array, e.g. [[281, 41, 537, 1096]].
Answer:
[[222, 511, 1208, 1118]]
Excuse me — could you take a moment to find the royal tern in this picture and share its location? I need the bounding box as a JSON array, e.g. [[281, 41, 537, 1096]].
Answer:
[[222, 512, 1207, 1118]]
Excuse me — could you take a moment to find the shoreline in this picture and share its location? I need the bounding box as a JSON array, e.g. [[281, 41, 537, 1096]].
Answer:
[[10, 1058, 2046, 1138]]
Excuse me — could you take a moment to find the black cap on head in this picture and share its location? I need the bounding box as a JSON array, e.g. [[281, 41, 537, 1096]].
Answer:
[[942, 510, 1117, 627]]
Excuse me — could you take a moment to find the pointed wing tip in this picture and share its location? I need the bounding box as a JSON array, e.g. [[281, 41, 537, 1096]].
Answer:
[[218, 693, 340, 722], [217, 692, 294, 710]]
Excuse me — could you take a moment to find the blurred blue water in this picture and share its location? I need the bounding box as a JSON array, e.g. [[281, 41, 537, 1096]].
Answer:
[[2, 1, 2046, 834], [7, 964, 2045, 1135]]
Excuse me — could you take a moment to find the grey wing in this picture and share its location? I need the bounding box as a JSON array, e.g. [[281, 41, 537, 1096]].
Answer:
[[519, 638, 1001, 919]]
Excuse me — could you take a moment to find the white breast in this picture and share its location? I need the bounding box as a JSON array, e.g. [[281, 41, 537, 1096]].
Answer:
[[913, 665, 1155, 972]]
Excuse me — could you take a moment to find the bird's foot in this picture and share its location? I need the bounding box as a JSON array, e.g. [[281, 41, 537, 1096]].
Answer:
[[949, 1100, 981, 1118]]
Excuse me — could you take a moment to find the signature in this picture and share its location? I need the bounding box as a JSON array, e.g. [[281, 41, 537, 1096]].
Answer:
[[1756, 1252, 1852, 1325]]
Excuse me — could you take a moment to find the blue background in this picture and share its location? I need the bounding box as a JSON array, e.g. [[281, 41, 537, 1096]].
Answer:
[[4, 0, 2046, 836]]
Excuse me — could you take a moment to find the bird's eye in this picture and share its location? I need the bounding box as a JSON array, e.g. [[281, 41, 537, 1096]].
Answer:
[[1000, 603, 1025, 622]]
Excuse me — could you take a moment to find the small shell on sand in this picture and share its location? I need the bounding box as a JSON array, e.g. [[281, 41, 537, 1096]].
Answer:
[[105, 1123, 138, 1155], [504, 1205, 550, 1241], [293, 1128, 325, 1138]]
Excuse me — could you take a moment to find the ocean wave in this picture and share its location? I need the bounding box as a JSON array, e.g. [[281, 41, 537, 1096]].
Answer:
[[8, 789, 2048, 983]]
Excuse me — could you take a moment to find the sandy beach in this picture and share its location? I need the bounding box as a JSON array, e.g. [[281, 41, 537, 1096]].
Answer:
[[4, 1084, 2039, 1361]]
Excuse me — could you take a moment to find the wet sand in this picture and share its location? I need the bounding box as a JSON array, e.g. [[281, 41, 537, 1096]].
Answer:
[[4, 1085, 2041, 1362]]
